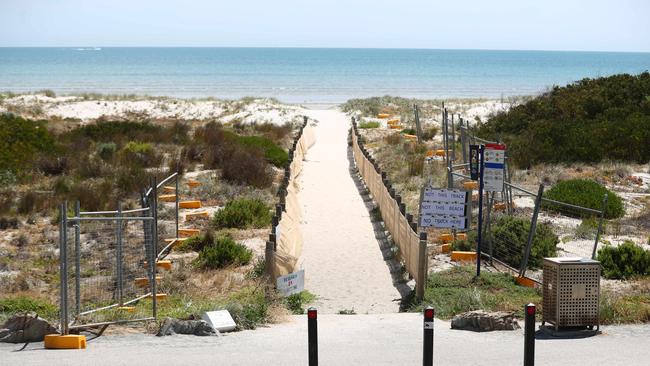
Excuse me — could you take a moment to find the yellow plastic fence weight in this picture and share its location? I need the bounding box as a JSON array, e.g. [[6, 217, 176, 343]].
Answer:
[[135, 276, 161, 288], [515, 276, 536, 288], [44, 335, 87, 349], [186, 179, 201, 188], [450, 251, 477, 262], [149, 293, 168, 300], [158, 194, 177, 202], [179, 200, 202, 209], [439, 233, 454, 243], [178, 228, 201, 237]]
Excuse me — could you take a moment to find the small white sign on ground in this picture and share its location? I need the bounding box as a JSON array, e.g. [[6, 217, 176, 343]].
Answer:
[[201, 310, 237, 332], [276, 269, 305, 297]]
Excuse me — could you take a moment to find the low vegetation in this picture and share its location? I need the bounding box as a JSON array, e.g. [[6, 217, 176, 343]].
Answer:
[[213, 198, 272, 229], [478, 72, 650, 167], [0, 295, 58, 322], [409, 266, 650, 324], [358, 121, 380, 129], [409, 266, 541, 319], [452, 216, 558, 269], [154, 285, 278, 330], [543, 179, 625, 219], [491, 216, 558, 269], [194, 234, 253, 269], [285, 291, 317, 315], [192, 122, 288, 188], [0, 98, 298, 332], [598, 241, 650, 279], [0, 114, 54, 175]]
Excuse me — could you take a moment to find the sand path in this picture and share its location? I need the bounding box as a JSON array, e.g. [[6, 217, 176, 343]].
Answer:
[[297, 109, 402, 314]]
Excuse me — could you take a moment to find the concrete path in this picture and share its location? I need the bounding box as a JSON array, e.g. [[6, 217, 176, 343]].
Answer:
[[297, 109, 403, 314], [3, 314, 649, 365]]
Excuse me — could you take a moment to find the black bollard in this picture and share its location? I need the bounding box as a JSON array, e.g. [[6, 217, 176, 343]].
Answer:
[[308, 307, 318, 366], [524, 303, 536, 366], [423, 306, 434, 366]]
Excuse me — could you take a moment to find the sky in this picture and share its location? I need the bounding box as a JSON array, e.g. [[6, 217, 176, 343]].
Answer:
[[1, 0, 649, 52]]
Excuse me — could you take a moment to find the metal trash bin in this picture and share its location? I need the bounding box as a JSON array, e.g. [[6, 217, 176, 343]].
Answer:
[[542, 257, 600, 331]]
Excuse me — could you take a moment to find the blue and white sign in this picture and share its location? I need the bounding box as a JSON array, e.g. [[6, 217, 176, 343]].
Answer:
[[483, 144, 506, 192]]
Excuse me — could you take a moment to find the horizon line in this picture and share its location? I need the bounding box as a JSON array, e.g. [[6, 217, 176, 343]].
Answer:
[[1, 46, 650, 54]]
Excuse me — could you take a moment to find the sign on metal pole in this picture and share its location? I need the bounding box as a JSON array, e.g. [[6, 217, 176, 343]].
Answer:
[[469, 144, 480, 180], [419, 187, 469, 229], [276, 269, 305, 297], [483, 143, 506, 192]]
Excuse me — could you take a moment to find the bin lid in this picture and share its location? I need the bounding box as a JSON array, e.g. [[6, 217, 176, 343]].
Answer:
[[544, 257, 600, 264]]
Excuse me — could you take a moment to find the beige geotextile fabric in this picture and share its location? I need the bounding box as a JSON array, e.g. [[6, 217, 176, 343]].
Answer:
[[272, 126, 315, 277]]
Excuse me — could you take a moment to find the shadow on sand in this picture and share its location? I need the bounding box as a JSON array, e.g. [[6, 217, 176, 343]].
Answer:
[[346, 140, 414, 309]]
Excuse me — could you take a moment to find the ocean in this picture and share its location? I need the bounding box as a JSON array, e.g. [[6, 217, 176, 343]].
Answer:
[[0, 47, 649, 103]]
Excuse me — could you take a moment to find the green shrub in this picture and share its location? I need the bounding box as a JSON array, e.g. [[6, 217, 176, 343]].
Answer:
[[96, 142, 117, 161], [37, 156, 69, 176], [225, 286, 269, 329], [175, 231, 215, 252], [119, 141, 160, 167], [251, 122, 292, 142], [0, 295, 58, 320], [359, 121, 380, 129], [194, 234, 253, 269], [491, 215, 558, 269], [233, 134, 288, 167], [597, 241, 650, 279], [220, 144, 272, 188], [284, 291, 316, 315], [543, 179, 624, 219], [0, 114, 55, 174], [67, 120, 163, 143], [0, 170, 17, 186], [400, 128, 417, 135], [450, 231, 477, 252], [478, 72, 650, 167], [213, 199, 272, 229]]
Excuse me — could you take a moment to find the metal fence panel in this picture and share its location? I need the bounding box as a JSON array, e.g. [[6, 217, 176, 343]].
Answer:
[[59, 201, 156, 332]]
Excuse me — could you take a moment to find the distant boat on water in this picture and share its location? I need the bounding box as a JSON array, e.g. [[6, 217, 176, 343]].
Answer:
[[74, 47, 102, 51]]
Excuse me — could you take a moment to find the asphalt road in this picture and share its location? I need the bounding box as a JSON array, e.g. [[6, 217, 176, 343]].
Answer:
[[2, 314, 649, 366]]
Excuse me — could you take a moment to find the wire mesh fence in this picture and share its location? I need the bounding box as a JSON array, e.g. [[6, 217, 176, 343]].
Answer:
[[59, 201, 157, 333], [539, 195, 606, 260], [439, 113, 607, 283]]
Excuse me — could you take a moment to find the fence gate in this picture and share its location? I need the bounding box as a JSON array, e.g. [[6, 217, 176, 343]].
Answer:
[[58, 200, 158, 334]]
